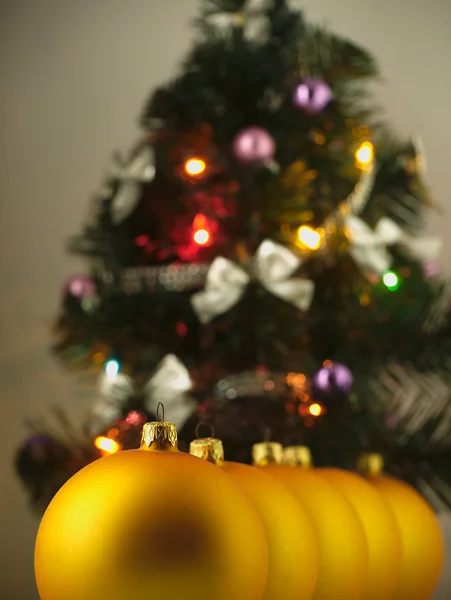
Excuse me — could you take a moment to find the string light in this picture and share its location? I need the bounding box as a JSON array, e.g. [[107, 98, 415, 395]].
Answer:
[[105, 359, 120, 379], [355, 141, 374, 167], [94, 436, 120, 454], [193, 229, 210, 245], [382, 270, 400, 291], [297, 225, 321, 250], [192, 213, 212, 246], [184, 158, 206, 177], [308, 403, 323, 417]]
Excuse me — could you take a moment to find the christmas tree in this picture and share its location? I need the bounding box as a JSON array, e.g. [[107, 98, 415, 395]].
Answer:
[[16, 0, 451, 513]]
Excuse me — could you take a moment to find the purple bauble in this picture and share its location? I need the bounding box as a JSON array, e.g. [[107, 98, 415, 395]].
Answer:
[[233, 126, 276, 165], [422, 260, 440, 279], [312, 362, 353, 395], [293, 78, 332, 113], [64, 274, 97, 299]]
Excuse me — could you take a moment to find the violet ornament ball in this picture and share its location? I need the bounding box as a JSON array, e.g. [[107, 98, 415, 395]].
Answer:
[[64, 274, 97, 300], [293, 78, 332, 113], [233, 126, 276, 165], [312, 362, 353, 396]]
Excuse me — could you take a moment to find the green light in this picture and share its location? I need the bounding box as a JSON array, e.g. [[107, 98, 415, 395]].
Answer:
[[382, 270, 400, 290]]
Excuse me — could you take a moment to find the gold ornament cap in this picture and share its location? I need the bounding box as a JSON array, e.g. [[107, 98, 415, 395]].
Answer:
[[357, 453, 384, 476], [284, 445, 312, 468], [252, 442, 284, 466], [140, 421, 178, 452], [189, 438, 224, 464]]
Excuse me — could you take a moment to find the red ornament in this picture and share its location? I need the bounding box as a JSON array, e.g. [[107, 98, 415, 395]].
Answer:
[[125, 411, 147, 426], [176, 322, 188, 337]]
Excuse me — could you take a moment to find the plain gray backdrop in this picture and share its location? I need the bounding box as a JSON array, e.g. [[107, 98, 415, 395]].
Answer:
[[1, 1, 451, 597]]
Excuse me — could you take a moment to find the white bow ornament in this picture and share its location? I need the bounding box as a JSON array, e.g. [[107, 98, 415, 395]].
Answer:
[[107, 146, 156, 224], [93, 354, 195, 429], [346, 215, 442, 275], [191, 239, 314, 324], [206, 0, 270, 41]]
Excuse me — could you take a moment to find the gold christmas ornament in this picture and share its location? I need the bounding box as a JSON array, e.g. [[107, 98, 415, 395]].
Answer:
[[320, 467, 402, 600], [35, 421, 268, 600], [255, 443, 368, 600], [191, 437, 319, 600], [359, 454, 444, 600]]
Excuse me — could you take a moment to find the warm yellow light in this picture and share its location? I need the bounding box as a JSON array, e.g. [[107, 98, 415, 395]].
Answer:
[[356, 141, 374, 166], [94, 436, 120, 454], [297, 226, 321, 250], [193, 229, 210, 245], [185, 158, 206, 176], [308, 403, 323, 417]]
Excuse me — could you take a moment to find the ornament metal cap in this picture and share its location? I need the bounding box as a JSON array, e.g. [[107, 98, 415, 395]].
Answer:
[[357, 453, 384, 476], [190, 438, 224, 464], [252, 442, 284, 466], [284, 445, 312, 468], [140, 421, 178, 451]]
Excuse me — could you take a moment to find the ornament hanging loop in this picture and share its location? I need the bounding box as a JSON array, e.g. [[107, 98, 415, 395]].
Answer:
[[195, 421, 215, 439], [156, 402, 165, 422]]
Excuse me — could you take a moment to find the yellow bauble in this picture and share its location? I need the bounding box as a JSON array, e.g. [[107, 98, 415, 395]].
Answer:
[[254, 443, 368, 600], [360, 454, 444, 600], [190, 438, 319, 600], [35, 422, 268, 600], [320, 467, 402, 600]]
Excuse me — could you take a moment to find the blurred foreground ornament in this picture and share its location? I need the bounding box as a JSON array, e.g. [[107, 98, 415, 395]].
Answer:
[[35, 420, 269, 600], [359, 454, 444, 600], [190, 436, 319, 600], [107, 145, 155, 224], [312, 361, 354, 396], [233, 126, 275, 165], [292, 78, 332, 113], [94, 354, 195, 429], [320, 467, 402, 600], [191, 239, 314, 324], [256, 442, 368, 600]]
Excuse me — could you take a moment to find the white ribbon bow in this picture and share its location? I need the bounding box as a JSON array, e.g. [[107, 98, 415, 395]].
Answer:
[[108, 146, 156, 224], [191, 239, 314, 324], [206, 0, 270, 41], [94, 354, 195, 429], [346, 215, 442, 275]]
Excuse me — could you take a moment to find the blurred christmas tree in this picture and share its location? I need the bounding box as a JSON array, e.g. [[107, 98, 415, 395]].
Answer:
[[16, 0, 451, 513]]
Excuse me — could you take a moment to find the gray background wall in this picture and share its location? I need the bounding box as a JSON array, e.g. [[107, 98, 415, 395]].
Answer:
[[1, 1, 450, 597]]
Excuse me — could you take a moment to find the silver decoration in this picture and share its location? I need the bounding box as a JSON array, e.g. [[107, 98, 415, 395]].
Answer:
[[345, 162, 377, 216], [191, 239, 314, 324], [98, 264, 210, 294], [345, 216, 442, 275], [92, 354, 195, 430], [206, 0, 269, 42], [215, 371, 287, 402], [108, 146, 156, 224]]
